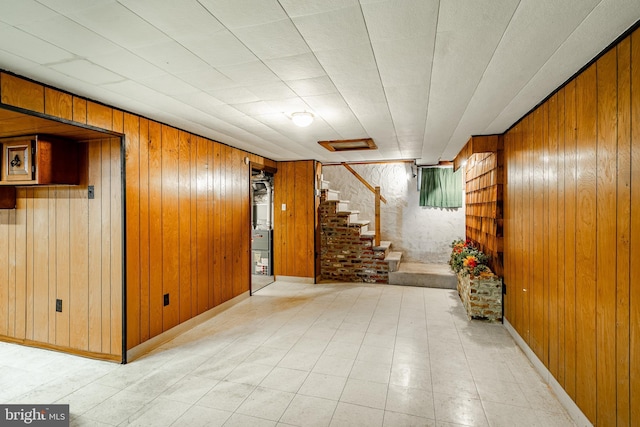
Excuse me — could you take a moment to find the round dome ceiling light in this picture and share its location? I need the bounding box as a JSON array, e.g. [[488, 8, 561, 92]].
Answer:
[[291, 111, 314, 127]]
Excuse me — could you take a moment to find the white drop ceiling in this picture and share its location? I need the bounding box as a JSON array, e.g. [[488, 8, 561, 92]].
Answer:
[[0, 0, 638, 164]]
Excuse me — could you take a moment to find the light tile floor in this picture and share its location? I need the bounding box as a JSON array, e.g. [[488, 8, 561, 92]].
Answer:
[[0, 281, 575, 426]]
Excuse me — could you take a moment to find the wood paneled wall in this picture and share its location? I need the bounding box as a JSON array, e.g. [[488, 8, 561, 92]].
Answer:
[[503, 28, 640, 426], [0, 72, 278, 358], [273, 160, 318, 279], [0, 138, 122, 360]]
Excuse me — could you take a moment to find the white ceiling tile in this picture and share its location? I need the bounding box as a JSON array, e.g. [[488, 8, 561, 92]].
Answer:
[[329, 69, 382, 94], [266, 98, 309, 115], [292, 5, 369, 51], [68, 2, 170, 49], [247, 82, 297, 101], [172, 92, 224, 114], [217, 60, 280, 85], [139, 74, 199, 96], [0, 25, 74, 64], [50, 59, 124, 85], [264, 53, 326, 80], [279, 0, 359, 18], [174, 68, 238, 91], [88, 49, 166, 80], [207, 87, 260, 104], [286, 76, 337, 97], [232, 19, 310, 60], [133, 40, 211, 74], [362, 0, 439, 42], [0, 0, 60, 24], [180, 31, 257, 67], [119, 0, 225, 38], [198, 0, 287, 28], [17, 14, 121, 57], [231, 101, 276, 116], [373, 38, 433, 86], [314, 44, 377, 76]]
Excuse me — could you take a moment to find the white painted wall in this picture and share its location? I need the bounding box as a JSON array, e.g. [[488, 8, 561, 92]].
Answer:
[[322, 163, 465, 264]]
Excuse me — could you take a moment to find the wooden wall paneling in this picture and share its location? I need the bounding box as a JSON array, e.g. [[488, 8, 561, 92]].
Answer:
[[239, 151, 250, 294], [273, 167, 282, 276], [293, 162, 308, 277], [616, 35, 631, 427], [124, 114, 141, 350], [286, 163, 297, 275], [513, 124, 523, 334], [521, 116, 531, 343], [109, 137, 122, 356], [542, 103, 550, 365], [161, 125, 180, 331], [88, 141, 102, 353], [72, 97, 87, 124], [556, 87, 567, 386], [6, 209, 16, 337], [220, 144, 231, 303], [87, 101, 112, 131], [12, 191, 26, 340], [32, 187, 50, 342], [531, 107, 544, 359], [138, 118, 150, 344], [564, 79, 578, 398], [69, 168, 89, 350], [0, 73, 44, 113], [232, 149, 244, 296], [47, 189, 56, 344], [54, 188, 69, 346], [595, 48, 618, 426], [574, 65, 597, 423], [503, 133, 510, 320], [189, 132, 198, 317], [207, 140, 215, 307], [178, 131, 192, 322], [148, 121, 163, 337], [212, 142, 221, 307], [547, 93, 559, 378], [100, 140, 112, 353], [112, 110, 124, 134], [44, 88, 72, 121], [25, 189, 34, 340], [629, 28, 640, 427], [0, 210, 8, 336], [196, 136, 209, 313]]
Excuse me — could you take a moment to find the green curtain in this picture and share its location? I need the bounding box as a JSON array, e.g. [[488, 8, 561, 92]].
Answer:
[[419, 167, 462, 208]]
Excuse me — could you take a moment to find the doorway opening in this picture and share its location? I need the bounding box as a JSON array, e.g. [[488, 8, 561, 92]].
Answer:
[[250, 169, 275, 293]]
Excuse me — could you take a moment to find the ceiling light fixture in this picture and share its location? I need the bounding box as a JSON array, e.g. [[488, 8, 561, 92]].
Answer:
[[291, 111, 314, 127]]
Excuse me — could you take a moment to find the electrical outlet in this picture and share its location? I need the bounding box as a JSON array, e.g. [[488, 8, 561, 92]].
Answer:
[[163, 293, 169, 306], [56, 299, 62, 312], [88, 185, 95, 199]]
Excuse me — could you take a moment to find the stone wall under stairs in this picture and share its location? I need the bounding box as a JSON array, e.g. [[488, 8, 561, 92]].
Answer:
[[319, 187, 401, 284]]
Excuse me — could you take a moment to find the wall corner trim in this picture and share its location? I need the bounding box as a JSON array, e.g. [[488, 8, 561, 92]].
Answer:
[[503, 319, 593, 427]]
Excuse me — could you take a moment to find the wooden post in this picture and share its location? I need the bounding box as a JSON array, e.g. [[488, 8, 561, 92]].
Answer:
[[375, 186, 381, 247]]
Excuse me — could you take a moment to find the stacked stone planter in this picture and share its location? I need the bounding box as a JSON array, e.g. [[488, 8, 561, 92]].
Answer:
[[456, 272, 502, 322]]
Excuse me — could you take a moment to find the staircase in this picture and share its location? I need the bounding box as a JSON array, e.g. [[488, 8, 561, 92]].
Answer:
[[319, 182, 402, 284]]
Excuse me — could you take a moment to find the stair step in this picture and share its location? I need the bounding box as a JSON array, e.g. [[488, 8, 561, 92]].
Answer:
[[320, 180, 331, 190], [360, 230, 376, 239], [337, 201, 349, 211], [372, 240, 391, 251], [326, 189, 340, 200], [388, 262, 457, 289], [384, 251, 403, 272]]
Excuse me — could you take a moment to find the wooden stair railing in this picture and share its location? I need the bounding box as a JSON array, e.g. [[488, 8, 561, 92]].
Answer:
[[341, 163, 386, 246]]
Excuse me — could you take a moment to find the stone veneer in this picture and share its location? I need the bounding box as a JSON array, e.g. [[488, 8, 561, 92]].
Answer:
[[320, 190, 390, 284], [456, 273, 503, 322]]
